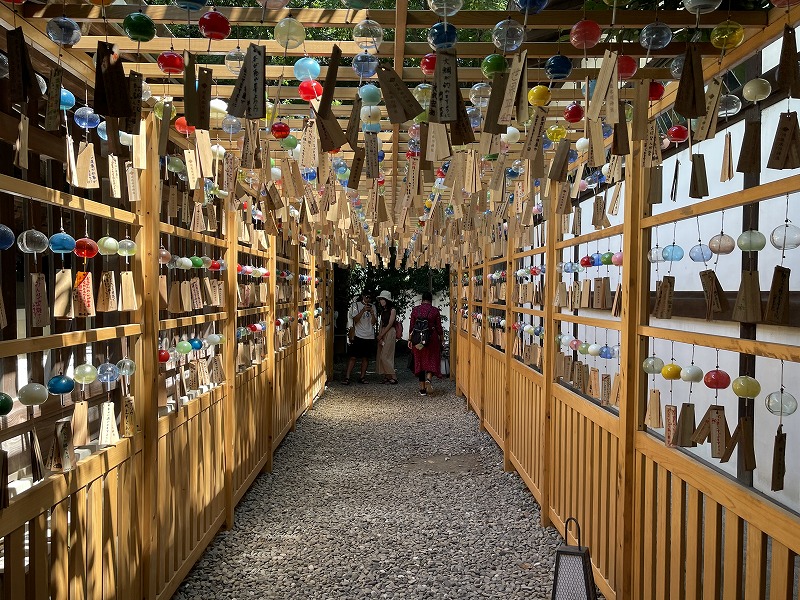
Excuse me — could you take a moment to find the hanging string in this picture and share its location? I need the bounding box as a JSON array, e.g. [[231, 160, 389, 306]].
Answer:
[[667, 221, 678, 276], [779, 193, 790, 267]]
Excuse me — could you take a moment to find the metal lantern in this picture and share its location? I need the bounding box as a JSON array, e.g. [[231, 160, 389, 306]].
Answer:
[[552, 518, 597, 600]]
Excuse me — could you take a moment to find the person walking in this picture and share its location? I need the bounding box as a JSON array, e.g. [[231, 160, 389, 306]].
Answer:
[[375, 290, 398, 384], [408, 291, 443, 396], [343, 291, 377, 385]]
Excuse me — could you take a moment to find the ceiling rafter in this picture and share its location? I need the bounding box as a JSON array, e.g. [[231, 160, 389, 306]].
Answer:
[[74, 37, 721, 59], [21, 6, 769, 29]]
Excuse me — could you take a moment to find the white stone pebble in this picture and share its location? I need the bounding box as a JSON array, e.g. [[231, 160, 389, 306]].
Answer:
[[173, 374, 563, 599]]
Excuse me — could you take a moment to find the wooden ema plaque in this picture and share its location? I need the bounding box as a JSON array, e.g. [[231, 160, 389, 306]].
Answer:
[[44, 66, 63, 132], [99, 401, 121, 446], [93, 41, 133, 118], [644, 389, 663, 429], [721, 417, 756, 472], [777, 24, 800, 98], [693, 77, 723, 142], [772, 425, 787, 491], [731, 270, 762, 324], [699, 270, 729, 320], [7, 26, 41, 105], [689, 154, 709, 199], [376, 65, 424, 124], [549, 140, 571, 182], [764, 265, 791, 325], [45, 418, 77, 473], [183, 51, 197, 125], [664, 404, 678, 447], [429, 48, 458, 123], [721, 132, 734, 182], [691, 405, 730, 458], [346, 96, 363, 150], [483, 71, 510, 135], [652, 275, 675, 319], [96, 271, 118, 313], [767, 112, 800, 170], [498, 50, 527, 126], [675, 402, 697, 447], [737, 121, 762, 174], [675, 44, 706, 119]]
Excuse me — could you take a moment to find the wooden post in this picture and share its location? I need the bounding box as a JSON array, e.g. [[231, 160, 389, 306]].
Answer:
[[134, 113, 161, 600], [222, 188, 238, 529], [503, 217, 516, 472], [263, 234, 276, 474], [617, 139, 650, 598], [291, 241, 300, 428], [479, 240, 489, 430], [540, 178, 559, 529]]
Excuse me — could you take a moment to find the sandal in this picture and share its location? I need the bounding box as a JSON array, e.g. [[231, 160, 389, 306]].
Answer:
[[387, 378, 398, 385], [359, 377, 368, 384], [342, 378, 350, 385]]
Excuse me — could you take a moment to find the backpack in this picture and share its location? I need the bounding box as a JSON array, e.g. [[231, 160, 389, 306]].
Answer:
[[410, 306, 433, 349]]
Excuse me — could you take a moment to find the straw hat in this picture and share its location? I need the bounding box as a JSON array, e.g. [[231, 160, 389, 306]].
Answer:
[[377, 290, 393, 301]]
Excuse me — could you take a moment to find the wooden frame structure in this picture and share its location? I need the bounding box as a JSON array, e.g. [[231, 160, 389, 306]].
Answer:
[[0, 100, 332, 597], [0, 1, 798, 598]]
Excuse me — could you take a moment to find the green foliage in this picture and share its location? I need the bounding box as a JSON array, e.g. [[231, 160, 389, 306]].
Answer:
[[333, 262, 449, 329]]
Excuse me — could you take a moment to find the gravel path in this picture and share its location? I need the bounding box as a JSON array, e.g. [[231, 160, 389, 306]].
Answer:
[[174, 371, 562, 599]]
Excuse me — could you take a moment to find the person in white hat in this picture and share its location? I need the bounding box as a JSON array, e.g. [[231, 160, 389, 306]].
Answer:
[[375, 290, 398, 384]]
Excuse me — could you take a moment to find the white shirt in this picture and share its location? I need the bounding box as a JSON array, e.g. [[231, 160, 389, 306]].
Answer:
[[350, 301, 377, 339]]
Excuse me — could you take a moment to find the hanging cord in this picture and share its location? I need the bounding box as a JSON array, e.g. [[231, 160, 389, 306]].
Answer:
[[779, 193, 791, 267]]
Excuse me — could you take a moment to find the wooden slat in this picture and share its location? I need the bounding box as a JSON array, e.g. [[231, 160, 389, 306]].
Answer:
[[655, 467, 670, 600], [0, 323, 142, 360], [643, 458, 658, 600], [723, 511, 744, 599], [639, 326, 800, 364], [555, 312, 622, 330], [69, 487, 88, 600], [28, 512, 50, 600], [685, 486, 702, 600], [744, 524, 767, 600], [633, 453, 644, 598], [670, 477, 686, 600], [556, 224, 625, 250], [4, 526, 26, 599], [50, 499, 69, 600], [641, 174, 800, 229], [636, 433, 800, 557], [0, 173, 138, 224], [103, 467, 119, 600], [86, 477, 104, 600], [702, 498, 722, 599], [159, 223, 227, 248], [768, 541, 795, 600]]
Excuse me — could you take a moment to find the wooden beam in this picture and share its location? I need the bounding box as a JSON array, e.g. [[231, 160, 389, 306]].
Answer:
[[76, 37, 718, 58], [123, 62, 674, 82], [0, 5, 95, 84], [22, 5, 769, 29], [391, 0, 408, 222], [157, 84, 638, 102]]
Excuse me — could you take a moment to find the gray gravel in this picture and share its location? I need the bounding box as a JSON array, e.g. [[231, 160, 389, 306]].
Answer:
[[173, 373, 562, 599]]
